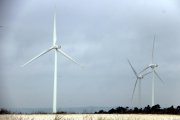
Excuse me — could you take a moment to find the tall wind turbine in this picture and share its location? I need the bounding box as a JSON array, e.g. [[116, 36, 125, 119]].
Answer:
[[127, 59, 151, 109], [21, 6, 83, 113], [136, 36, 164, 106]]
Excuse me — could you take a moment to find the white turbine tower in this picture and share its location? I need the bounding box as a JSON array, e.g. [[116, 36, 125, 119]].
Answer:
[[136, 36, 164, 107], [21, 6, 83, 113], [128, 59, 151, 109]]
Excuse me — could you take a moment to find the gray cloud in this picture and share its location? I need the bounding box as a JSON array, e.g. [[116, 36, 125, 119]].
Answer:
[[0, 0, 180, 109]]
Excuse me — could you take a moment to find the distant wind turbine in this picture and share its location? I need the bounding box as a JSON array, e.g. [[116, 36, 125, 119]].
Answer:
[[128, 59, 151, 109], [135, 36, 164, 106], [21, 6, 83, 113]]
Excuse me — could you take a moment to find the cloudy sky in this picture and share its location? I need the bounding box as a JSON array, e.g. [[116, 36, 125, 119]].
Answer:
[[0, 0, 180, 109]]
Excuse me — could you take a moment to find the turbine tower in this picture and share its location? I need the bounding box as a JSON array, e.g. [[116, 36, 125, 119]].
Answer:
[[128, 59, 151, 109], [21, 6, 83, 113], [136, 36, 164, 106]]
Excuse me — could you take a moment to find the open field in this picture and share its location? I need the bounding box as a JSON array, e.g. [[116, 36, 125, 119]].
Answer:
[[1, 114, 180, 120]]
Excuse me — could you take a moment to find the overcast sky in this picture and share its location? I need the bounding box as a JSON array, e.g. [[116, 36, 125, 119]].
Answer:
[[0, 0, 180, 109]]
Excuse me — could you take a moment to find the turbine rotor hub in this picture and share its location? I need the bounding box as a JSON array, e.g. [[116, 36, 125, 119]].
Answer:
[[149, 64, 158, 68], [53, 45, 61, 49], [138, 75, 143, 79]]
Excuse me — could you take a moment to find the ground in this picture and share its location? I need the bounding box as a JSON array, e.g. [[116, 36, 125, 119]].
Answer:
[[1, 114, 180, 120]]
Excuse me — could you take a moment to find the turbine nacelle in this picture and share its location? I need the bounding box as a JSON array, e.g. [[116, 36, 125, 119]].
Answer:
[[138, 75, 143, 79], [53, 45, 61, 49], [149, 64, 158, 68]]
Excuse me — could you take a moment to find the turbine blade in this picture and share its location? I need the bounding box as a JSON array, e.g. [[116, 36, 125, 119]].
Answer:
[[57, 49, 83, 68], [151, 35, 156, 64], [137, 66, 150, 75], [142, 71, 152, 77], [21, 47, 53, 67], [53, 6, 57, 45], [131, 78, 138, 101], [154, 70, 164, 84], [132, 66, 150, 78], [127, 59, 137, 76]]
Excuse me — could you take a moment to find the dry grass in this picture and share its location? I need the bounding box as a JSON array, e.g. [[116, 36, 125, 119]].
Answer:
[[1, 114, 180, 120]]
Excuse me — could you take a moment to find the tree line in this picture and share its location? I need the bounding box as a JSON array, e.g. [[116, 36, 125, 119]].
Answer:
[[95, 104, 180, 114]]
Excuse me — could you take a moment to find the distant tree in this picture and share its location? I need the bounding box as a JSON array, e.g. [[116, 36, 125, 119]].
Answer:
[[125, 107, 129, 112], [177, 106, 180, 111], [97, 110, 107, 114], [133, 107, 139, 113], [151, 104, 161, 113], [167, 105, 176, 114], [56, 111, 67, 114], [108, 108, 116, 114], [143, 105, 151, 113], [128, 109, 133, 113], [116, 106, 126, 113], [0, 108, 11, 114], [177, 106, 180, 114], [139, 108, 142, 113]]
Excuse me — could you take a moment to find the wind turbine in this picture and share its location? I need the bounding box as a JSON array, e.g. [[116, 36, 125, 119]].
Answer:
[[127, 59, 151, 109], [21, 6, 83, 113], [135, 36, 164, 106]]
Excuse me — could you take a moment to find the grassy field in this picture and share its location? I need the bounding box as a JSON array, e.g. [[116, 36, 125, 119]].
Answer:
[[1, 114, 180, 120]]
